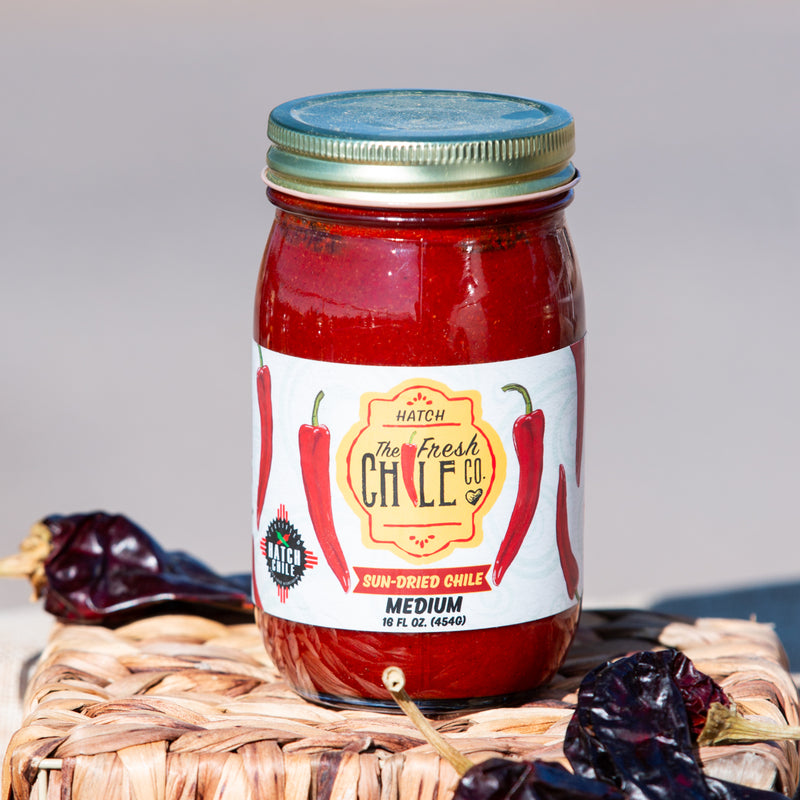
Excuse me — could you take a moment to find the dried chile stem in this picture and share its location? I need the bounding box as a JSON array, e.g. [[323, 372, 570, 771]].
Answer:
[[698, 702, 800, 747], [0, 523, 52, 599], [382, 667, 474, 777]]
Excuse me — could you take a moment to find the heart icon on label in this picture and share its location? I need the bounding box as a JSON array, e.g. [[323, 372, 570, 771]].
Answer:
[[465, 488, 483, 506]]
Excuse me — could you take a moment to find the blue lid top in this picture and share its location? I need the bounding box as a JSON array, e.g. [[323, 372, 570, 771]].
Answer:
[[265, 89, 577, 206]]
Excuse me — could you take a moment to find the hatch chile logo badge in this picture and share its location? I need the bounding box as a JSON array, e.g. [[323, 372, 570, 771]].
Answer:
[[260, 505, 318, 602], [337, 378, 506, 564]]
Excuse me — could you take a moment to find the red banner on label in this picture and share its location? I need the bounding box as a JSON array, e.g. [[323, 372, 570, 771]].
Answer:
[[353, 565, 491, 595]]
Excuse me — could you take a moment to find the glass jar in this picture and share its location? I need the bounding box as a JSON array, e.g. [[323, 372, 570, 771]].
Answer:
[[252, 90, 585, 712]]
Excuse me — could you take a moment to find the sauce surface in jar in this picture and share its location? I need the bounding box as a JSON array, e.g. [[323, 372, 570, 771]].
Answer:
[[253, 90, 585, 712]]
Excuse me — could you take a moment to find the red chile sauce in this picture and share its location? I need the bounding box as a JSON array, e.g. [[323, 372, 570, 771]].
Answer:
[[254, 186, 584, 711]]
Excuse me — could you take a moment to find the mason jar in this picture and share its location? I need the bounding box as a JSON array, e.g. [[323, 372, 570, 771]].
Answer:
[[252, 89, 585, 711]]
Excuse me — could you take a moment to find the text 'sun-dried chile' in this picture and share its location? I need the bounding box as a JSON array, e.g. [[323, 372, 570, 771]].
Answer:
[[298, 390, 351, 593], [11, 512, 253, 624], [564, 649, 786, 800]]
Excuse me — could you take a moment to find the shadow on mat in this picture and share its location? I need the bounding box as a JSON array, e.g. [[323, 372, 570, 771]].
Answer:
[[650, 580, 800, 672]]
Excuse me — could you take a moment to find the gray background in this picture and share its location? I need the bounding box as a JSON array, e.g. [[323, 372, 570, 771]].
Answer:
[[2, 1, 799, 660]]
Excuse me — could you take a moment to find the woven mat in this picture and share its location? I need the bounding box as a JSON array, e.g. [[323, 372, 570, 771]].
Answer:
[[3, 609, 799, 800]]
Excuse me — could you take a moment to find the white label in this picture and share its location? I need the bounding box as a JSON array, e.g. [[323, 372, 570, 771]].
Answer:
[[252, 340, 585, 633]]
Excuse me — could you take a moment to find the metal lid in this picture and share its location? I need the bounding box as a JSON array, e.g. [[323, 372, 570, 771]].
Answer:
[[265, 89, 577, 207]]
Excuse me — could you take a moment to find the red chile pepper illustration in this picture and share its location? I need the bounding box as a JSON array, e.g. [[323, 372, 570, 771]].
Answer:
[[255, 351, 273, 529], [299, 390, 351, 593], [556, 463, 580, 599], [492, 383, 545, 586], [401, 431, 418, 506], [571, 338, 585, 487]]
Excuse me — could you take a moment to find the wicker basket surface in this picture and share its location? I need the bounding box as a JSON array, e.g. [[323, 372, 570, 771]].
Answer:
[[3, 609, 799, 800]]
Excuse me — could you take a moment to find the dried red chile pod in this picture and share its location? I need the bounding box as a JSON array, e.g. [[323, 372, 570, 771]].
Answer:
[[39, 512, 252, 623], [668, 647, 732, 737], [564, 650, 787, 800], [454, 758, 625, 800], [383, 651, 788, 800]]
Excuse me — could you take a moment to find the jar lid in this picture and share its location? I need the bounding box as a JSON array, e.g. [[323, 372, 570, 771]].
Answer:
[[265, 89, 576, 207]]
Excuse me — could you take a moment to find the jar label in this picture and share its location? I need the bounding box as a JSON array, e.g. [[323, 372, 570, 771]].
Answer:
[[252, 340, 585, 632]]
